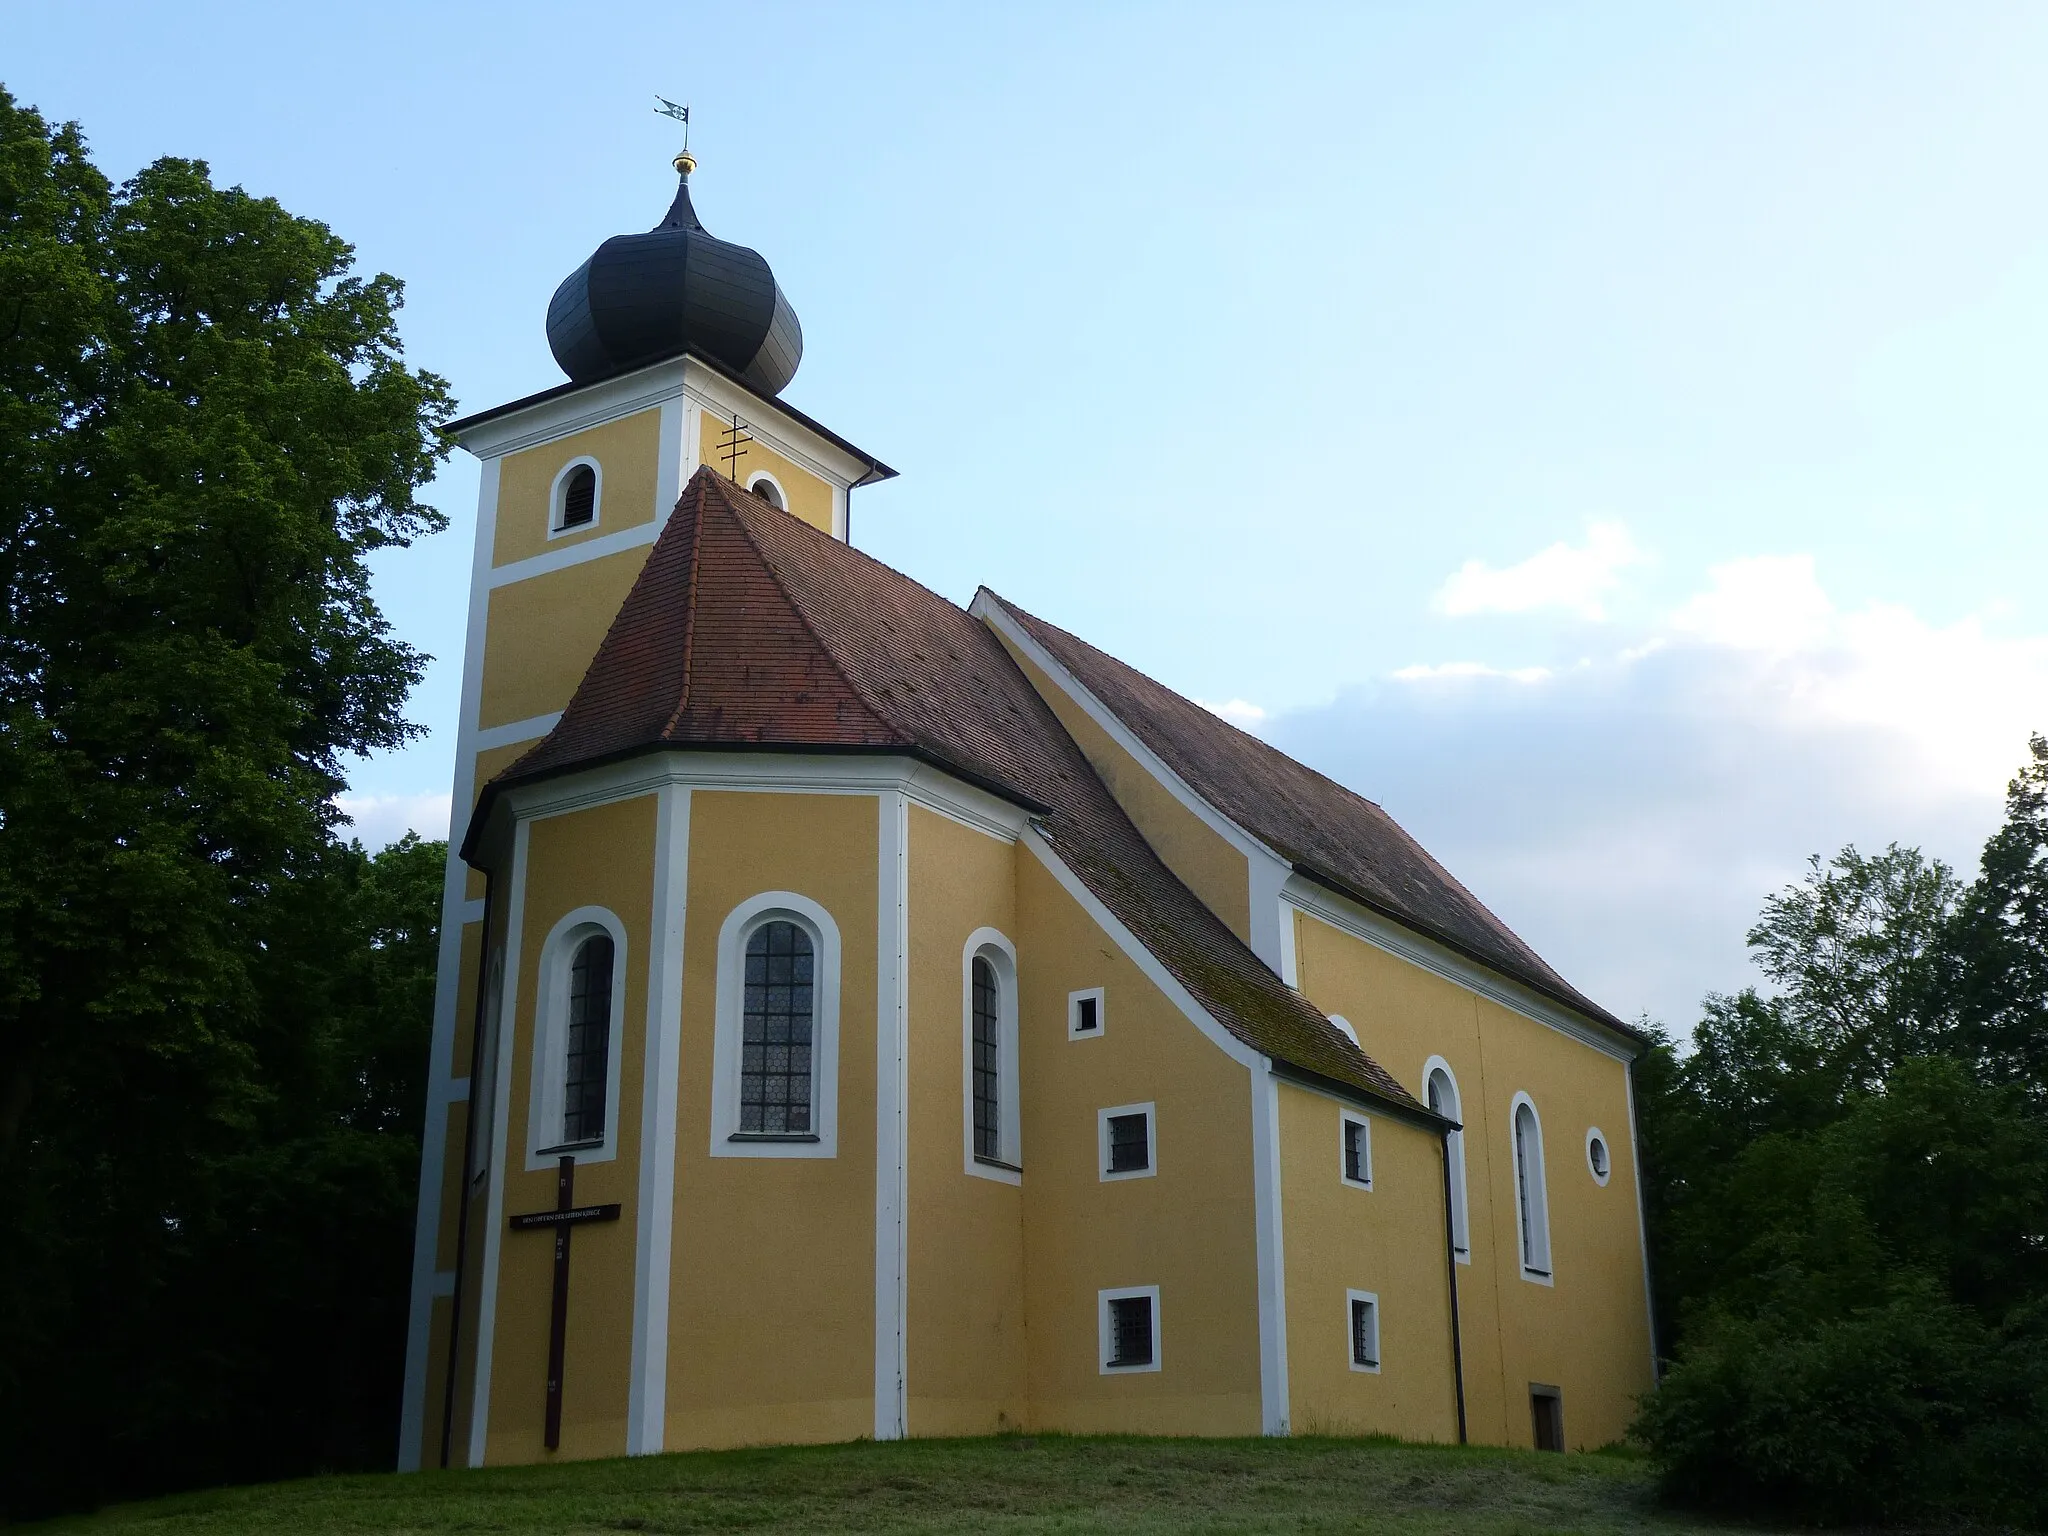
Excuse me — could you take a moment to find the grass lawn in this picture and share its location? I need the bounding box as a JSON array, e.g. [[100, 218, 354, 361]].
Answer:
[[26, 1435, 1780, 1536]]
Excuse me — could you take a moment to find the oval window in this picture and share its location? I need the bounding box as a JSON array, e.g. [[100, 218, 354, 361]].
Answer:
[[1586, 1128, 1611, 1186]]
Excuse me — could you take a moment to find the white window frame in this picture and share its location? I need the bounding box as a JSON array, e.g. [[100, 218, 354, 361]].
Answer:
[[710, 890, 841, 1159], [1327, 1013, 1360, 1048], [1585, 1125, 1612, 1186], [1425, 1056, 1471, 1263], [1339, 1108, 1373, 1190], [1511, 1091, 1553, 1283], [524, 906, 628, 1170], [744, 470, 788, 510], [963, 927, 1022, 1183], [1346, 1289, 1382, 1373], [1068, 985, 1105, 1040], [1098, 1102, 1156, 1182], [1098, 1284, 1161, 1374], [548, 455, 604, 537]]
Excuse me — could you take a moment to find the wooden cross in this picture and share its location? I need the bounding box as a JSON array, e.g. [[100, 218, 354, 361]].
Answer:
[[508, 1155, 621, 1449]]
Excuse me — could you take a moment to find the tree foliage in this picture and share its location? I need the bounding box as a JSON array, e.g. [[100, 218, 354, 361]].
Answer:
[[0, 89, 451, 1517], [1635, 739, 2048, 1526]]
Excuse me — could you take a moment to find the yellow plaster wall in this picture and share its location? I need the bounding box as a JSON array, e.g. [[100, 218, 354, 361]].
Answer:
[[1290, 912, 1653, 1449], [477, 547, 652, 731], [483, 794, 659, 1465], [694, 413, 837, 536], [663, 790, 880, 1449], [465, 740, 547, 901], [1013, 851, 1263, 1434], [905, 807, 1027, 1435], [493, 408, 662, 568], [1277, 1085, 1458, 1440], [994, 632, 1253, 945]]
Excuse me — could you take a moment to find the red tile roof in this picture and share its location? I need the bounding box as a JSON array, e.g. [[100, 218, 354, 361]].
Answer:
[[975, 594, 1630, 1036], [476, 467, 1428, 1113]]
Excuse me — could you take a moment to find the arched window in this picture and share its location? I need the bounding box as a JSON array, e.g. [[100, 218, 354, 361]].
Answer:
[[710, 892, 842, 1158], [1425, 1059, 1470, 1262], [963, 929, 1021, 1178], [552, 458, 600, 533], [1513, 1094, 1552, 1280], [528, 908, 626, 1167], [740, 919, 815, 1135], [561, 934, 614, 1143], [747, 473, 786, 510], [972, 956, 1000, 1158]]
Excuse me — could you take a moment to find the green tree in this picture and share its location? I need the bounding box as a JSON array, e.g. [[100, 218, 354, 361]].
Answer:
[[0, 89, 451, 1515]]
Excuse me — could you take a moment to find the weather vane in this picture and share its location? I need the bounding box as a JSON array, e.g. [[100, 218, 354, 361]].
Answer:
[[654, 95, 691, 154]]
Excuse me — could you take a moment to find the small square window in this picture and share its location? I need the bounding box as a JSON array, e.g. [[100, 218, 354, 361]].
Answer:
[[1348, 1291, 1381, 1372], [1099, 1285, 1160, 1373], [1340, 1110, 1372, 1189], [1099, 1103, 1156, 1180], [1068, 987, 1104, 1039]]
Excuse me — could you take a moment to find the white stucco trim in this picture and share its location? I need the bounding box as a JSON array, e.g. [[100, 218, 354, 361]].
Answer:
[[398, 452, 500, 1471], [1098, 1285, 1163, 1374], [1066, 985, 1106, 1040], [1252, 1071, 1290, 1434], [627, 783, 689, 1455], [1346, 1290, 1382, 1373], [452, 358, 689, 460], [485, 518, 661, 590], [546, 455, 604, 538], [1097, 1101, 1158, 1182], [1423, 1055, 1472, 1263], [962, 927, 1022, 1183], [1283, 876, 1636, 1063], [1585, 1125, 1613, 1187], [500, 751, 1028, 849], [1510, 1091, 1555, 1287], [653, 397, 685, 527], [744, 469, 788, 510], [1338, 1108, 1373, 1191], [707, 891, 843, 1159], [522, 907, 629, 1170], [468, 815, 529, 1466], [475, 712, 562, 752], [1626, 1062, 1660, 1376], [874, 791, 911, 1439]]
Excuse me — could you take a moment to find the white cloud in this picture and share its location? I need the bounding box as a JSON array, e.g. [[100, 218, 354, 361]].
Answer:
[[1433, 521, 1645, 621], [335, 791, 452, 850], [1273, 555, 2048, 1033], [1197, 697, 1269, 734], [1391, 661, 1553, 684]]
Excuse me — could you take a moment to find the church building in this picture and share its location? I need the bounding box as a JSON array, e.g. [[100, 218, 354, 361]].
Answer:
[[399, 144, 1656, 1473]]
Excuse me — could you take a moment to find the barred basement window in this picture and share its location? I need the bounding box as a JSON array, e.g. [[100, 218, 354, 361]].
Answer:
[[971, 955, 1000, 1160], [560, 934, 614, 1144], [1102, 1107, 1153, 1178], [557, 462, 597, 530], [741, 920, 815, 1134], [1106, 1295, 1154, 1369], [1349, 1292, 1381, 1371]]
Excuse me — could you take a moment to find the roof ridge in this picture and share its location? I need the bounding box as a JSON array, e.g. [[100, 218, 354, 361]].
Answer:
[[703, 471, 906, 744], [656, 475, 708, 742]]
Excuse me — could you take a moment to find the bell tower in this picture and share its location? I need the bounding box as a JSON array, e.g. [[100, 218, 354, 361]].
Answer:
[[395, 144, 893, 1471]]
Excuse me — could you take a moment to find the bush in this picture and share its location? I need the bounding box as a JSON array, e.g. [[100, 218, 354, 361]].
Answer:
[[1635, 1284, 2048, 1527]]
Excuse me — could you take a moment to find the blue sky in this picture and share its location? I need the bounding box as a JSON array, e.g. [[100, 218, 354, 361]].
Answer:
[[13, 4, 2048, 1030]]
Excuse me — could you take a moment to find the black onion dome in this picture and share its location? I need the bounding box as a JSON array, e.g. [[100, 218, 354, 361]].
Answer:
[[546, 158, 803, 395]]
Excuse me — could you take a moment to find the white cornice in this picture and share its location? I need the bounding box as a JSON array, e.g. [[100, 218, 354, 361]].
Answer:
[[1282, 874, 1637, 1063], [453, 360, 690, 460], [680, 362, 869, 489], [497, 750, 1030, 848]]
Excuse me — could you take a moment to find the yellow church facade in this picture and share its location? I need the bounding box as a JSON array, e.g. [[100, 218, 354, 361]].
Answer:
[[398, 154, 1655, 1474]]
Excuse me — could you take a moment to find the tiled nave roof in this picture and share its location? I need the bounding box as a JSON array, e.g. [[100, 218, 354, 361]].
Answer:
[[976, 596, 1633, 1036]]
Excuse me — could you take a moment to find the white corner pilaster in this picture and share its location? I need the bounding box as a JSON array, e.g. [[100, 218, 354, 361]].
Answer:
[[873, 790, 911, 1439], [628, 783, 690, 1454], [1252, 1067, 1290, 1435]]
